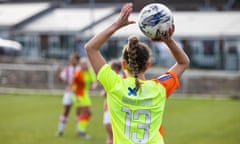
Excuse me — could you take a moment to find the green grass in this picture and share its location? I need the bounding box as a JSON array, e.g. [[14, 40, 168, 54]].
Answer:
[[0, 94, 239, 144], [164, 98, 240, 144]]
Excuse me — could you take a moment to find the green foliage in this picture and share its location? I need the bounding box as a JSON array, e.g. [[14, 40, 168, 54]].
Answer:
[[0, 94, 239, 144]]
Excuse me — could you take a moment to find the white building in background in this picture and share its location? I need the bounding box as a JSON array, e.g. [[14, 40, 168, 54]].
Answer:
[[0, 2, 240, 70], [82, 11, 240, 70], [0, 2, 119, 58], [0, 3, 51, 38]]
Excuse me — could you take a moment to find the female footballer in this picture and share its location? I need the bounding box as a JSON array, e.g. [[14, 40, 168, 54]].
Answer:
[[56, 53, 80, 136], [72, 58, 98, 139], [85, 3, 189, 144]]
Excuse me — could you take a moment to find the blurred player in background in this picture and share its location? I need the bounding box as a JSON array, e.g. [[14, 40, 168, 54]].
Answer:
[[56, 53, 80, 136], [101, 59, 123, 144], [72, 58, 98, 139], [84, 3, 189, 144]]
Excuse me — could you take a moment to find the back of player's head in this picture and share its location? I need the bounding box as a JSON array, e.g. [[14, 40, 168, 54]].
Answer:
[[72, 53, 80, 61], [80, 57, 89, 70], [122, 35, 151, 91], [69, 52, 81, 66], [109, 59, 122, 73]]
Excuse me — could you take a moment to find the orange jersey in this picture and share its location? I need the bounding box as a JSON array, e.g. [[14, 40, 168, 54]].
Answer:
[[72, 68, 96, 97]]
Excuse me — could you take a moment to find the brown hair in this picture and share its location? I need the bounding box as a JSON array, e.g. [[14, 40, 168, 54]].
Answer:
[[122, 36, 151, 92], [72, 52, 80, 61], [109, 59, 122, 72], [69, 52, 81, 67]]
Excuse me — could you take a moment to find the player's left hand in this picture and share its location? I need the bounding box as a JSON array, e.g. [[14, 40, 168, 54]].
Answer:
[[152, 24, 175, 42]]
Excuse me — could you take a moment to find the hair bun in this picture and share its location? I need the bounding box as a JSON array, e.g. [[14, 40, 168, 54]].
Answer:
[[128, 36, 139, 49], [128, 35, 139, 42]]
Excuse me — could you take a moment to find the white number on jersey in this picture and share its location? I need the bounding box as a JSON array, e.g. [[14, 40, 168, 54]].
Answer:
[[122, 107, 151, 143]]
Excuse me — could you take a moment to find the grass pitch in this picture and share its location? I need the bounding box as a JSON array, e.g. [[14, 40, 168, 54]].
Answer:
[[0, 93, 239, 144]]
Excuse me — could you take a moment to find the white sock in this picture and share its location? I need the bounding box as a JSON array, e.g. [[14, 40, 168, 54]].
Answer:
[[58, 115, 67, 132]]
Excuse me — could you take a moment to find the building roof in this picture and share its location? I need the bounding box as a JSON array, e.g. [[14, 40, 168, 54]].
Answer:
[[19, 6, 117, 34], [174, 11, 240, 38], [83, 11, 240, 39], [1, 2, 239, 38], [0, 3, 50, 29], [81, 13, 145, 39]]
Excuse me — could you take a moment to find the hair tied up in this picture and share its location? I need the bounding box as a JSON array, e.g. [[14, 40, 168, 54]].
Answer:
[[128, 36, 139, 50]]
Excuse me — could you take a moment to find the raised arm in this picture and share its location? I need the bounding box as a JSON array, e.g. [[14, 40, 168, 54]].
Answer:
[[84, 3, 135, 74], [155, 25, 190, 78]]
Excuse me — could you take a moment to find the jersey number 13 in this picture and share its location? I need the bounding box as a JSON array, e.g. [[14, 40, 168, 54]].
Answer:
[[122, 107, 151, 143]]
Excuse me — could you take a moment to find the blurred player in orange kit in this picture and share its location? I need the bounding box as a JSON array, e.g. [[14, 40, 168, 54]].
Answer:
[[72, 58, 98, 139]]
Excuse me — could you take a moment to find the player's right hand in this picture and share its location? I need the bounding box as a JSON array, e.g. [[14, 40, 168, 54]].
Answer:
[[114, 3, 136, 29]]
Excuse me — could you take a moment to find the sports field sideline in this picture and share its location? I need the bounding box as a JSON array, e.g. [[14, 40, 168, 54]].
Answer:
[[0, 93, 239, 144]]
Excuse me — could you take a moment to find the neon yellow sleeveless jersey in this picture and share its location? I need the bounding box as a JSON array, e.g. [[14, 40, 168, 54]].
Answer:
[[98, 64, 178, 144]]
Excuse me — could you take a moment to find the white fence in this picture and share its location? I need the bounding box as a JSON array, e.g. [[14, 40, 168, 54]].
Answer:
[[0, 63, 240, 97], [0, 63, 62, 89]]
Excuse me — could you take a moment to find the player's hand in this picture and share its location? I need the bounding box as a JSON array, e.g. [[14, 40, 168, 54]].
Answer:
[[114, 3, 136, 29], [152, 24, 175, 42]]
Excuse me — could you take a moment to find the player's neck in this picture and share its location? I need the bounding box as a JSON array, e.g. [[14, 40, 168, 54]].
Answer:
[[138, 73, 146, 80], [126, 72, 146, 80]]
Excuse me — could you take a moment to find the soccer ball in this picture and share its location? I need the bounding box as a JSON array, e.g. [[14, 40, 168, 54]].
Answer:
[[138, 3, 174, 39]]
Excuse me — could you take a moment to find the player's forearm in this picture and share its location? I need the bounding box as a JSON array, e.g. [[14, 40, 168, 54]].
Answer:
[[84, 23, 120, 74], [85, 23, 119, 52], [165, 38, 190, 67]]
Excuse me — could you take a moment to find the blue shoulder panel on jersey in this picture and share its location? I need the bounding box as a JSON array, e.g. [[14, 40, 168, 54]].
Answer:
[[158, 74, 172, 82]]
